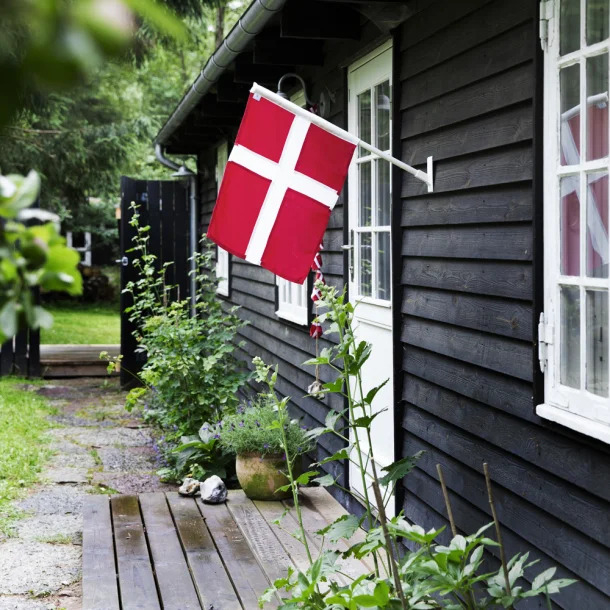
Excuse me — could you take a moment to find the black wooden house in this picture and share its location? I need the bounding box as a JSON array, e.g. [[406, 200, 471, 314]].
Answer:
[[154, 1, 610, 606]]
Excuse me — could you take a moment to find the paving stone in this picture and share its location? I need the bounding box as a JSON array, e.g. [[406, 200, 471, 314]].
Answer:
[[43, 468, 88, 485], [15, 515, 82, 543], [0, 541, 80, 596], [35, 386, 81, 400], [47, 452, 96, 471], [97, 446, 158, 472], [18, 486, 92, 516], [92, 472, 174, 494], [46, 439, 89, 457], [0, 596, 48, 610], [53, 426, 152, 448]]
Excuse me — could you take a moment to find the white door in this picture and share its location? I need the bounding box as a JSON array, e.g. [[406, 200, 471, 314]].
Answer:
[[347, 41, 394, 514]]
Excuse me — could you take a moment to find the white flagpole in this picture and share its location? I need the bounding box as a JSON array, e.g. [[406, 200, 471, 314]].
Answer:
[[250, 83, 434, 193]]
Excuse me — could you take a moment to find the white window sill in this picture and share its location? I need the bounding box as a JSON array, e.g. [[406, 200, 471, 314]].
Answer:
[[536, 403, 610, 444], [217, 282, 229, 297], [276, 309, 308, 326]]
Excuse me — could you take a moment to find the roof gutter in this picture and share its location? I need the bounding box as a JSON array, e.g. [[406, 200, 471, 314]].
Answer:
[[155, 0, 288, 147]]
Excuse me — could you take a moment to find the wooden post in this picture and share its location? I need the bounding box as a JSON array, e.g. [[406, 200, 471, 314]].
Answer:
[[436, 464, 457, 537]]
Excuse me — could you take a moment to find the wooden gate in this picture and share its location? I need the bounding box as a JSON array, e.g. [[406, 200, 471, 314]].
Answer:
[[119, 177, 190, 386]]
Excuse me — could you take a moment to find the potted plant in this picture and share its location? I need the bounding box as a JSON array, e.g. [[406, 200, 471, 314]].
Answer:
[[218, 393, 313, 501]]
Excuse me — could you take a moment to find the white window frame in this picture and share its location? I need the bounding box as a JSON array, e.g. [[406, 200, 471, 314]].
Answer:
[[215, 140, 230, 296], [275, 89, 309, 325], [539, 0, 610, 443]]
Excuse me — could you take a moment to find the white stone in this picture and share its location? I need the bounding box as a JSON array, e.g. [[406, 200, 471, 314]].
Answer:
[[178, 477, 200, 496], [200, 475, 227, 504]]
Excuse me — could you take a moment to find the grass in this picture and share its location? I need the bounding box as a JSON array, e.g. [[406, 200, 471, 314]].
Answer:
[[0, 378, 51, 535], [41, 301, 120, 344]]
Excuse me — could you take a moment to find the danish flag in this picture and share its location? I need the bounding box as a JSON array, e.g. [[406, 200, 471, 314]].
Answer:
[[207, 87, 357, 284]]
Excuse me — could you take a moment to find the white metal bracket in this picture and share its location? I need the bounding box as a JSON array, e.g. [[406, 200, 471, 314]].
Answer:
[[539, 0, 554, 51], [538, 311, 554, 372]]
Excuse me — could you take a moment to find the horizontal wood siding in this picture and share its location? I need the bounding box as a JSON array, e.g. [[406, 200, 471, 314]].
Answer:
[[397, 0, 610, 607]]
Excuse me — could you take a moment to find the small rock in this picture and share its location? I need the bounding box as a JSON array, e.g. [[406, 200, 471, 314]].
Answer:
[[200, 475, 227, 504], [178, 477, 200, 496]]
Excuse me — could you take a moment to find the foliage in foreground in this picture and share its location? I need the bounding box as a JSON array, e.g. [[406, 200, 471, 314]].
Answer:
[[256, 284, 575, 609], [0, 378, 50, 535], [0, 171, 82, 343], [116, 203, 249, 481]]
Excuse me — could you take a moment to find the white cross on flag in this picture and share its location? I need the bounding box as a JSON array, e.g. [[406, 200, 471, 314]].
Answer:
[[207, 86, 357, 284]]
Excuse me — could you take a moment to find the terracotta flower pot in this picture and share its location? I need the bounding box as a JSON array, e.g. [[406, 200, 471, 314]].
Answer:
[[235, 452, 302, 501]]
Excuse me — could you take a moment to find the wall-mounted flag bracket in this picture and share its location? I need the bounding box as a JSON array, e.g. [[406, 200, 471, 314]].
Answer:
[[251, 83, 434, 193]]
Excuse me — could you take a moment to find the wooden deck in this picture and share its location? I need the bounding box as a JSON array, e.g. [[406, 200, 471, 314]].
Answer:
[[83, 488, 372, 610], [41, 344, 120, 377]]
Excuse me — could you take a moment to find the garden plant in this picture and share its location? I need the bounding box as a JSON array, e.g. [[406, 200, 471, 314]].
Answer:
[[107, 202, 249, 481], [255, 282, 575, 609]]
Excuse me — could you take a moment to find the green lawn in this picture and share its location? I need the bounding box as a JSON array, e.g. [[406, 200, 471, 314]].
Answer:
[[41, 302, 120, 344], [0, 378, 51, 534]]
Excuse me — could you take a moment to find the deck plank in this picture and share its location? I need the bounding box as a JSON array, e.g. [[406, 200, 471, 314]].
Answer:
[[226, 490, 294, 585], [111, 495, 161, 610], [139, 493, 201, 610], [82, 496, 120, 610], [166, 492, 241, 610], [198, 497, 277, 608]]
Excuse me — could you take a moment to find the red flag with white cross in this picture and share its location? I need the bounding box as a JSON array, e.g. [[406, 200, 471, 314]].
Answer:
[[207, 87, 357, 284], [207, 83, 434, 284]]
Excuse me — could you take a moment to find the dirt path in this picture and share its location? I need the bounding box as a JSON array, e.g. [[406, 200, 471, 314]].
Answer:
[[0, 378, 172, 610]]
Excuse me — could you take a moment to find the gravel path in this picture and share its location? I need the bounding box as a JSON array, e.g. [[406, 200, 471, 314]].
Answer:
[[0, 378, 171, 610]]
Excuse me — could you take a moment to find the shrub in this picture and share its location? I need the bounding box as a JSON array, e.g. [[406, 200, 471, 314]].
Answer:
[[120, 202, 249, 480]]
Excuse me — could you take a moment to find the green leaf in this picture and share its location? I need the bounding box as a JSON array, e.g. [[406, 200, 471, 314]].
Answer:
[[0, 301, 18, 340], [312, 473, 335, 487], [317, 447, 350, 465], [379, 451, 424, 486], [364, 379, 389, 405], [295, 471, 319, 485], [351, 409, 386, 428], [531, 567, 557, 590], [325, 409, 345, 430], [323, 378, 344, 393], [316, 514, 361, 542]]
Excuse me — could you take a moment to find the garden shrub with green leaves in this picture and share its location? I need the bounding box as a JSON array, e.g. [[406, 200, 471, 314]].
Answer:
[[119, 203, 249, 481], [255, 283, 575, 609]]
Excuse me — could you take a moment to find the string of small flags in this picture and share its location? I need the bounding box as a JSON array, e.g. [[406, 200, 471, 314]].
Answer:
[[309, 243, 325, 339]]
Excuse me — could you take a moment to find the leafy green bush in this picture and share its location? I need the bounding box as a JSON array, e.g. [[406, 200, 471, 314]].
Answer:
[[218, 391, 314, 458], [121, 203, 249, 480]]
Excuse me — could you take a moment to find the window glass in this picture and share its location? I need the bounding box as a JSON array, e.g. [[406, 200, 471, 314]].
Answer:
[[586, 289, 609, 396], [358, 90, 371, 157], [561, 176, 581, 276], [359, 162, 372, 226], [560, 285, 581, 388], [377, 160, 391, 226], [586, 172, 609, 277], [376, 81, 390, 151], [587, 0, 609, 45], [359, 232, 372, 297], [377, 232, 391, 300], [560, 64, 581, 165], [561, 0, 581, 55], [586, 53, 609, 160]]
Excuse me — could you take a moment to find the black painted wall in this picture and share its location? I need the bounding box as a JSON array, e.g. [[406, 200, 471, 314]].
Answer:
[[396, 1, 609, 608]]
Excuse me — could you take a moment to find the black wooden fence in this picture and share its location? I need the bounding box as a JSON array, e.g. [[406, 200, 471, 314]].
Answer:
[[0, 329, 41, 377], [119, 177, 190, 386]]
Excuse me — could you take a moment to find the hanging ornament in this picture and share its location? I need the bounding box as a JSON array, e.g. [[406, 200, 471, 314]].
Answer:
[[307, 243, 326, 399]]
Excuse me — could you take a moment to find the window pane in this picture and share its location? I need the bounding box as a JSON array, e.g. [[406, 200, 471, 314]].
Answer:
[[586, 53, 609, 161], [359, 232, 372, 297], [358, 90, 371, 157], [561, 0, 581, 55], [587, 0, 609, 45], [561, 176, 581, 275], [359, 162, 372, 226], [561, 285, 581, 388], [376, 80, 391, 151], [376, 231, 391, 301], [561, 64, 581, 165], [586, 289, 608, 396], [376, 160, 391, 226], [586, 172, 609, 277]]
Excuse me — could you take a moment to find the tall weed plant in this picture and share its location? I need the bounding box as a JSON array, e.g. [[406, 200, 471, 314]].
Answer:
[[259, 282, 575, 609], [120, 203, 249, 478]]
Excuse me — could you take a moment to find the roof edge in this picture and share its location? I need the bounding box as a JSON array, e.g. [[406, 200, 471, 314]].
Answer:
[[155, 0, 287, 146]]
